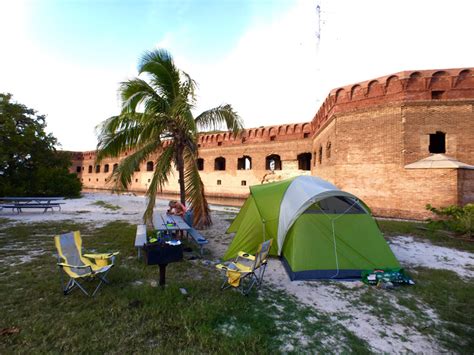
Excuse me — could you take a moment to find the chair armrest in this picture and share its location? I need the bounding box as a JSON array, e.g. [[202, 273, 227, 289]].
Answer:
[[83, 252, 119, 260], [237, 251, 255, 261]]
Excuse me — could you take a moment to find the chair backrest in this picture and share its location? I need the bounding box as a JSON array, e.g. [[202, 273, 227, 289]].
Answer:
[[253, 239, 273, 270], [54, 231, 90, 277]]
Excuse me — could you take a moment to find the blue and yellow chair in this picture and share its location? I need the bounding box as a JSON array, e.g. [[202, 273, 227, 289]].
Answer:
[[54, 231, 119, 297]]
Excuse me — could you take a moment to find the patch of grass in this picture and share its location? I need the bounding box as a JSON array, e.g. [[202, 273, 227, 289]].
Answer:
[[0, 220, 369, 353], [377, 219, 474, 253], [0, 217, 11, 224], [402, 267, 474, 352], [91, 200, 121, 211]]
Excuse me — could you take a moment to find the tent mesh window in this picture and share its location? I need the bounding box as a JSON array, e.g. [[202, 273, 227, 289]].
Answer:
[[304, 196, 365, 215]]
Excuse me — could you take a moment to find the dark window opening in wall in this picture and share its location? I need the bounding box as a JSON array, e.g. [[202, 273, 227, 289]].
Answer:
[[95, 165, 100, 173], [114, 178, 117, 182], [429, 131, 446, 153], [326, 141, 332, 158], [218, 142, 222, 146], [197, 144, 201, 148], [431, 91, 445, 100], [237, 156, 252, 170], [148, 179, 151, 183], [96, 178, 98, 182], [82, 166, 84, 171], [197, 158, 204, 171], [135, 179, 138, 183], [318, 146, 323, 164], [270, 136, 276, 141], [313, 151, 317, 166], [297, 153, 312, 170], [241, 180, 247, 186], [304, 132, 310, 139], [146, 161, 154, 172], [81, 178, 83, 182], [217, 180, 222, 185], [88, 178, 91, 182], [214, 157, 226, 170], [76, 166, 81, 173], [265, 154, 282, 170], [88, 165, 92, 173], [241, 137, 247, 143], [104, 164, 109, 173], [113, 163, 118, 172]]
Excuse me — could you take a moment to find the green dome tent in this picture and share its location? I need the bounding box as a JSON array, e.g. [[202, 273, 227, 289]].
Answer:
[[225, 176, 400, 280]]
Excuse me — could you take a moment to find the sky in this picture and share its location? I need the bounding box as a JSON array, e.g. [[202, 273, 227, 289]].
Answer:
[[1, 0, 473, 151]]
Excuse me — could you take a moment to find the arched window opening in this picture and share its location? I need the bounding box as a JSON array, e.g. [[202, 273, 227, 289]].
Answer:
[[76, 166, 81, 173], [113, 163, 118, 172], [197, 158, 204, 171], [146, 161, 154, 172], [95, 165, 101, 173], [104, 164, 109, 173], [88, 165, 92, 173], [297, 153, 312, 170], [237, 156, 252, 170], [318, 146, 323, 164], [429, 131, 446, 153], [265, 154, 282, 171], [214, 157, 226, 171], [326, 141, 332, 158]]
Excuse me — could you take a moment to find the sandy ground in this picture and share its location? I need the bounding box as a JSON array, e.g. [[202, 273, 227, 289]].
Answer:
[[2, 192, 473, 353]]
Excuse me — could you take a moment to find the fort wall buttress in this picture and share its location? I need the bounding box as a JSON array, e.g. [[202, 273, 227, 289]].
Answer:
[[459, 170, 474, 205]]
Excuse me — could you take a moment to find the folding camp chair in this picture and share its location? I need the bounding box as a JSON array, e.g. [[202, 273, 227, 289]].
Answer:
[[54, 231, 119, 297], [216, 239, 272, 295]]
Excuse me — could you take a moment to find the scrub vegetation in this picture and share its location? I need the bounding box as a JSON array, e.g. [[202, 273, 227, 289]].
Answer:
[[0, 219, 472, 353], [91, 200, 122, 211]]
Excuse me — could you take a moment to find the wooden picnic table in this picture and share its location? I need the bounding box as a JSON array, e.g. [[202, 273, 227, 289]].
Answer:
[[152, 213, 192, 234], [0, 197, 65, 213]]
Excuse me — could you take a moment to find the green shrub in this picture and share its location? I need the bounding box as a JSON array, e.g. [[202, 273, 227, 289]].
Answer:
[[426, 203, 474, 237]]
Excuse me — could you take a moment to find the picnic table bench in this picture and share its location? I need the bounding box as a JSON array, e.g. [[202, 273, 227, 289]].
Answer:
[[186, 228, 208, 256], [135, 224, 147, 259]]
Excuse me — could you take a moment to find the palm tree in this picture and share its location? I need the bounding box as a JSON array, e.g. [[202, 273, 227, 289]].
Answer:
[[96, 49, 243, 227]]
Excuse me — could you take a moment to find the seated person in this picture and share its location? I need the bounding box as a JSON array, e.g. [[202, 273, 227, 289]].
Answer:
[[167, 200, 187, 217]]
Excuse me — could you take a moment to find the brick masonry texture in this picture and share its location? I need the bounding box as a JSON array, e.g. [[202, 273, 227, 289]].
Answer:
[[70, 68, 474, 220]]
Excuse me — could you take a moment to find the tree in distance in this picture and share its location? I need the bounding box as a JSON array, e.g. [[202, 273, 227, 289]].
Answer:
[[0, 93, 81, 197]]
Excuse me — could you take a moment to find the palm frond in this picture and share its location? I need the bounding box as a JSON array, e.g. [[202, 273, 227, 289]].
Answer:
[[119, 78, 168, 114], [143, 143, 175, 224], [96, 112, 164, 162], [195, 104, 243, 135], [183, 146, 211, 228], [110, 141, 159, 191], [138, 49, 180, 103]]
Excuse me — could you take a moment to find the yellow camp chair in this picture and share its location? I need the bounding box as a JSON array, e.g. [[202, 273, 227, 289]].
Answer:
[[54, 231, 119, 297], [216, 239, 272, 295]]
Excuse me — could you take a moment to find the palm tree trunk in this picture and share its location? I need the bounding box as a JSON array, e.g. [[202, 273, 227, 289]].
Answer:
[[176, 146, 186, 206]]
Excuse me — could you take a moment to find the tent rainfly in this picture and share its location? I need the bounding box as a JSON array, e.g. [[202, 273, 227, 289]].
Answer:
[[225, 176, 400, 280]]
